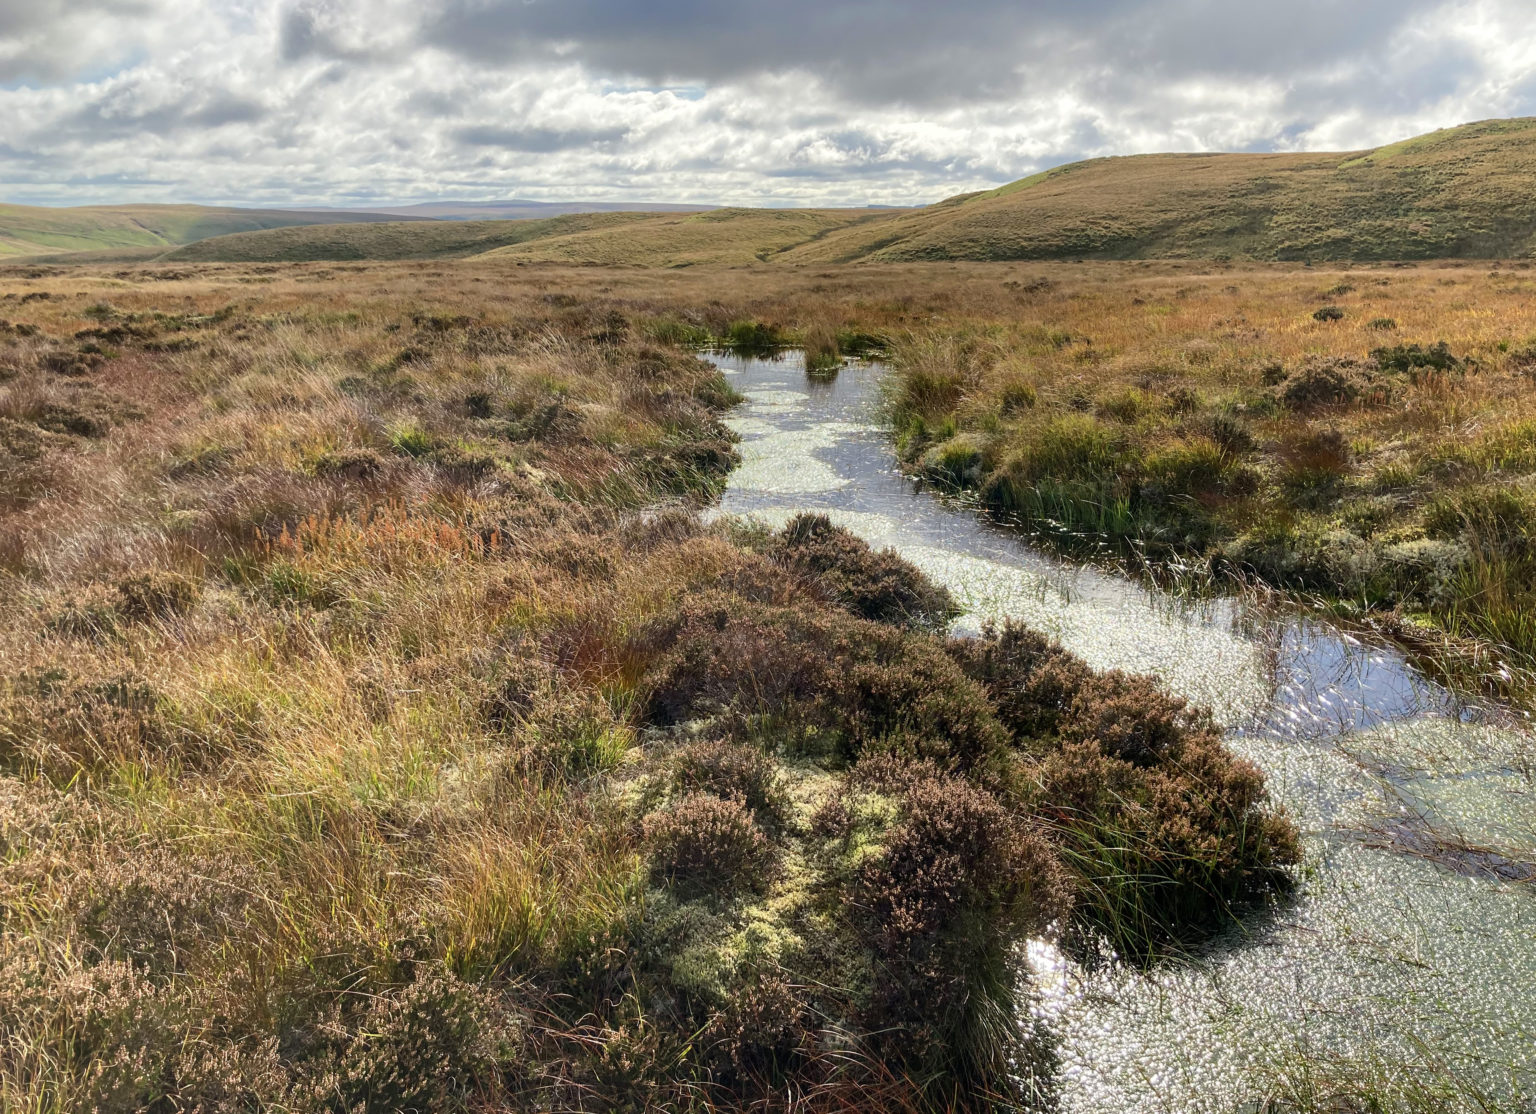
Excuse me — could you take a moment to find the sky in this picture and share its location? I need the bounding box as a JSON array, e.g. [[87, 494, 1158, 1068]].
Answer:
[[2, 0, 1535, 209]]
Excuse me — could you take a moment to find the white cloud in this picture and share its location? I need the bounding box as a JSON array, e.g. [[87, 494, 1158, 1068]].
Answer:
[[0, 0, 1532, 207]]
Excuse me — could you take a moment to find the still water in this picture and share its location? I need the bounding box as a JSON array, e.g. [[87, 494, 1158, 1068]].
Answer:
[[710, 352, 1536, 1112]]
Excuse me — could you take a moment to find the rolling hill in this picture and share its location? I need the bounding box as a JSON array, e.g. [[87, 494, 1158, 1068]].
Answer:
[[785, 117, 1536, 263], [160, 207, 886, 266], [20, 118, 1536, 266], [0, 203, 422, 260]]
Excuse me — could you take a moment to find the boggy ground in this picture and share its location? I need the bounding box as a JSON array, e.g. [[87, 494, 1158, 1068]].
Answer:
[[0, 260, 1306, 1112]]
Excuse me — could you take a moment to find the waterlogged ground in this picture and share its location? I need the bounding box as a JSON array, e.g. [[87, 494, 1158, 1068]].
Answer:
[[710, 352, 1536, 1113]]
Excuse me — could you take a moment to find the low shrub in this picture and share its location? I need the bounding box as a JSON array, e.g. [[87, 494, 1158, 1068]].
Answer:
[[1312, 305, 1345, 322], [644, 793, 776, 896], [1038, 734, 1300, 952], [1274, 356, 1389, 410], [673, 738, 789, 830], [771, 513, 956, 631], [114, 571, 200, 622], [1372, 340, 1468, 383], [946, 622, 1093, 745], [819, 759, 1069, 1082]]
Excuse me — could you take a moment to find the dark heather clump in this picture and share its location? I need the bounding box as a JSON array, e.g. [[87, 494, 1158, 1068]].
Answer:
[[947, 620, 1300, 948], [816, 758, 1070, 1081], [673, 738, 790, 830], [643, 792, 777, 896], [640, 593, 1008, 773], [771, 512, 956, 630]]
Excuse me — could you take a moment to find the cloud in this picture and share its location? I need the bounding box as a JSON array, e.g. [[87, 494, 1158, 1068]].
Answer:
[[452, 124, 630, 151], [0, 0, 1532, 207], [0, 0, 162, 83]]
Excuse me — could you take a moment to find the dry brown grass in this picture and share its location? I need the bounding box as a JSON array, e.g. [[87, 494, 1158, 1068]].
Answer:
[[0, 257, 1320, 1110]]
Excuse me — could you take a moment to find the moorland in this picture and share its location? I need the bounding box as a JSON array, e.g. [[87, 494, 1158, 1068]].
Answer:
[[1, 253, 1533, 1110]]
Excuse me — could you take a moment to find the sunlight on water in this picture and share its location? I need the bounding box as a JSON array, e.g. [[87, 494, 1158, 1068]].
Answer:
[[712, 352, 1536, 1112]]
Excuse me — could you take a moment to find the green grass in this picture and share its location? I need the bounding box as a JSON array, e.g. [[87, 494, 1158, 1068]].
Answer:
[[27, 117, 1536, 267], [0, 203, 417, 259]]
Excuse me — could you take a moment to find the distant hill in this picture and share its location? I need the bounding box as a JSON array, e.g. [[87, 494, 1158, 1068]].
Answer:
[[163, 208, 886, 265], [785, 117, 1536, 263], [343, 200, 711, 221], [161, 213, 664, 262], [0, 204, 421, 260], [21, 119, 1536, 266]]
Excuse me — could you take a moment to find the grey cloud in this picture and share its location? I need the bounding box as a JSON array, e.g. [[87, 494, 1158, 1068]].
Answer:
[[451, 124, 630, 151], [413, 0, 1447, 108], [61, 92, 268, 139], [0, 0, 159, 82]]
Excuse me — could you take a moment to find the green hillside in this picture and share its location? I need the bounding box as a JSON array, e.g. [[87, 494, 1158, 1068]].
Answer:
[[0, 203, 415, 259], [161, 207, 883, 265], [20, 118, 1536, 266], [159, 212, 670, 262], [787, 117, 1536, 262]]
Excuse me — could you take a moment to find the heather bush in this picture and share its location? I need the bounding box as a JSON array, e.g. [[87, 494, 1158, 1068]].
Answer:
[[640, 594, 842, 725], [818, 759, 1069, 1083], [946, 621, 1093, 744], [1039, 735, 1299, 950], [673, 738, 790, 830], [286, 971, 507, 1114], [834, 644, 1009, 771], [114, 570, 200, 622], [772, 513, 956, 631], [1274, 356, 1389, 411], [643, 793, 776, 896], [0, 670, 202, 776]]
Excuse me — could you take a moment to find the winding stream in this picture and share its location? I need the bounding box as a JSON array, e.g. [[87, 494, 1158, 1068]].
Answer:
[[709, 351, 1536, 1112]]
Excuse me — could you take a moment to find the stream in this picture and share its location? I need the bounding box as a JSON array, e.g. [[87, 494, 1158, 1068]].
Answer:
[[708, 351, 1536, 1113]]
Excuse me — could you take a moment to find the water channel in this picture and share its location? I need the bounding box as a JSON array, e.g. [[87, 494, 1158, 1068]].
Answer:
[[708, 351, 1536, 1112]]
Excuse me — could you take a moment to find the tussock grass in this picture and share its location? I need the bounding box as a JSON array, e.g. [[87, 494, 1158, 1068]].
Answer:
[[0, 260, 1303, 1110]]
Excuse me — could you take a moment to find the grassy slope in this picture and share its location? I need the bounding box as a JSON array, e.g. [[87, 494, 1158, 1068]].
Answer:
[[478, 207, 886, 266], [167, 208, 884, 266], [0, 204, 413, 259], [160, 212, 669, 262], [790, 118, 1536, 262], [57, 118, 1536, 267]]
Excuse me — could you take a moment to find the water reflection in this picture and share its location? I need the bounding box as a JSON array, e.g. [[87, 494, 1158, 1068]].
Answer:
[[710, 352, 1536, 1112]]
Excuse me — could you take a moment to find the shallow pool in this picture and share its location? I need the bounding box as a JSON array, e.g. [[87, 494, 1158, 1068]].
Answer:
[[711, 352, 1536, 1112]]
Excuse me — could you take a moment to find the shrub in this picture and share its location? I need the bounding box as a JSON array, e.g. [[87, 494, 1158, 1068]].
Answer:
[[674, 738, 789, 829], [44, 583, 124, 641], [1039, 734, 1299, 952], [699, 973, 809, 1080], [644, 793, 776, 896], [1062, 669, 1213, 766], [945, 621, 1093, 745], [820, 760, 1068, 1081], [834, 645, 1010, 772], [1371, 340, 1467, 383], [1368, 317, 1398, 330], [1274, 356, 1388, 410], [290, 971, 505, 1113], [314, 447, 390, 481], [68, 846, 252, 974], [640, 595, 841, 725], [772, 513, 956, 631], [1282, 429, 1353, 495], [1312, 305, 1345, 322], [114, 571, 200, 621]]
